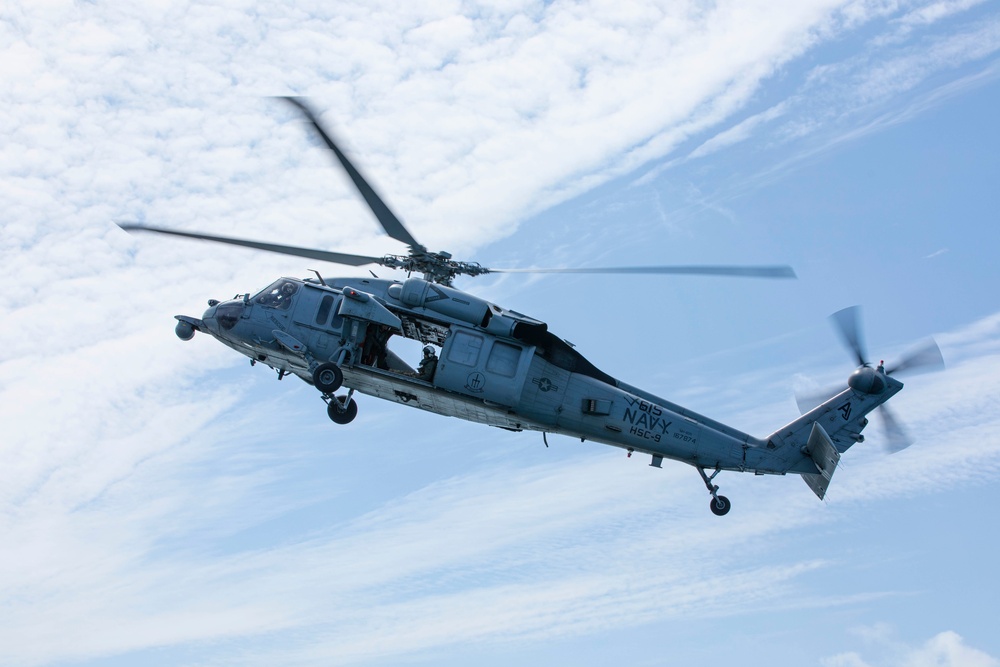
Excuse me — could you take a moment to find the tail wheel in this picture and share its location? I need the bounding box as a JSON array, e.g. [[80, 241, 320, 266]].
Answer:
[[313, 362, 343, 393], [710, 495, 731, 516], [328, 396, 358, 424]]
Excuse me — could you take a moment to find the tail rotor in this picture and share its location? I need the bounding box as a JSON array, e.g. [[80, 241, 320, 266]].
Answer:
[[796, 306, 944, 453]]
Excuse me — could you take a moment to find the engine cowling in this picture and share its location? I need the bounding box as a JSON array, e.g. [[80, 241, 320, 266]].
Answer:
[[390, 278, 492, 327]]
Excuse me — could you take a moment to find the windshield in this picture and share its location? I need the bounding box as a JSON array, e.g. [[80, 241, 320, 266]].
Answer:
[[254, 279, 299, 311], [216, 301, 243, 330]]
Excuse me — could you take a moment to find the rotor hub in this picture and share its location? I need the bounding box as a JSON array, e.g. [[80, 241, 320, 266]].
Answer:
[[378, 252, 488, 286], [848, 366, 886, 394]]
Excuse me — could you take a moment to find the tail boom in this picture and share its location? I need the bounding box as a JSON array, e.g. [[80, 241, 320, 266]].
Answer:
[[756, 374, 903, 498]]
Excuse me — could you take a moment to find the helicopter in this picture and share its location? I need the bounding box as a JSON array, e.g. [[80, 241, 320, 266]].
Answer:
[[119, 98, 944, 515]]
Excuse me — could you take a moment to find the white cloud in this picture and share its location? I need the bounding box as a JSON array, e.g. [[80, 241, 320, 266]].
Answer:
[[825, 629, 1000, 667], [3, 0, 897, 260], [2, 1, 999, 665], [905, 632, 1000, 667], [686, 101, 789, 160], [898, 0, 989, 29], [640, 6, 1000, 212]]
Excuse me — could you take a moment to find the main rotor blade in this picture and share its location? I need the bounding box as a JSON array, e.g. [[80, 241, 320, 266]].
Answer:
[[487, 265, 797, 279], [830, 306, 868, 367], [886, 339, 945, 377], [282, 97, 424, 251], [878, 404, 914, 454], [117, 222, 381, 267]]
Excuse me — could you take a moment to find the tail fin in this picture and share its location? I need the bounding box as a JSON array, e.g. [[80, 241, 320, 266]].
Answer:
[[801, 422, 841, 499], [763, 377, 902, 499]]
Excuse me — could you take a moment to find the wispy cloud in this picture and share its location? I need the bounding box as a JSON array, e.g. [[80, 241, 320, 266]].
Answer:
[[686, 102, 789, 160], [897, 0, 991, 31], [642, 5, 1000, 217], [3, 1, 999, 665]]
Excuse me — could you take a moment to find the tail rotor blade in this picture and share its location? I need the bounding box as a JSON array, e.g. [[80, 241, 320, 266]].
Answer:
[[886, 339, 945, 377], [811, 306, 940, 454], [794, 384, 844, 415], [878, 404, 914, 454], [830, 306, 868, 367]]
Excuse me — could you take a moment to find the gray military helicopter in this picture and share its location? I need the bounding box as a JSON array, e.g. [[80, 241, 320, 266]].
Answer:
[[120, 98, 943, 515]]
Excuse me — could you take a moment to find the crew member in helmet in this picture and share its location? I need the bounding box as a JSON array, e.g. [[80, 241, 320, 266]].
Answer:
[[415, 345, 438, 382]]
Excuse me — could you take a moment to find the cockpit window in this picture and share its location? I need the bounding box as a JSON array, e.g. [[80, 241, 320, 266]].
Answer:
[[255, 279, 299, 311], [217, 302, 243, 330]]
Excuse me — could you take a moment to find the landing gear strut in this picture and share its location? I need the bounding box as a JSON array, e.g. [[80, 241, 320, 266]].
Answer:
[[326, 389, 358, 425], [698, 467, 731, 516]]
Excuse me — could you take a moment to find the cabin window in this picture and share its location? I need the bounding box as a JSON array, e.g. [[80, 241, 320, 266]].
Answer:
[[447, 330, 483, 366], [330, 309, 344, 332], [316, 295, 334, 325], [486, 342, 521, 377]]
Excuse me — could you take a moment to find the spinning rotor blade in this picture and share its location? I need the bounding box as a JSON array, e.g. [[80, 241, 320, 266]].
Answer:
[[830, 305, 868, 367], [878, 404, 914, 454], [826, 308, 944, 452], [281, 97, 424, 252], [794, 384, 843, 415], [116, 222, 382, 267], [886, 339, 945, 376], [487, 265, 796, 279], [123, 99, 801, 286], [794, 384, 914, 452]]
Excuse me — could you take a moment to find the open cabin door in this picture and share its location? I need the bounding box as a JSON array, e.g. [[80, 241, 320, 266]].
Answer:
[[435, 327, 533, 406]]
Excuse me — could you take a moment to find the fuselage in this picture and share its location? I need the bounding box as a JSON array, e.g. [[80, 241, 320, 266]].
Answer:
[[187, 275, 897, 478]]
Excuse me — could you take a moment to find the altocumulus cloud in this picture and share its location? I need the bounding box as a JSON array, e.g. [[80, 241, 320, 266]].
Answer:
[[2, 1, 1000, 665]]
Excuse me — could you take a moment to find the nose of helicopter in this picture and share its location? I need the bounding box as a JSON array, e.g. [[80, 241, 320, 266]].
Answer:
[[202, 299, 243, 334], [201, 302, 218, 333], [201, 311, 215, 336]]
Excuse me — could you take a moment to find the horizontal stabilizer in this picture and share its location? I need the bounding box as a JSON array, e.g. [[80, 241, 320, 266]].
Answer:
[[801, 422, 841, 500]]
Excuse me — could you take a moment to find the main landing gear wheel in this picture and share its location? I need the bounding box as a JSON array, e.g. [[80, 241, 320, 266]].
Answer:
[[697, 467, 731, 517], [327, 396, 358, 424], [313, 362, 343, 393], [710, 495, 732, 516]]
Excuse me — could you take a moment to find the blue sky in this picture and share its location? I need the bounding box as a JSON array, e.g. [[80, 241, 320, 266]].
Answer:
[[2, 1, 1000, 666]]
